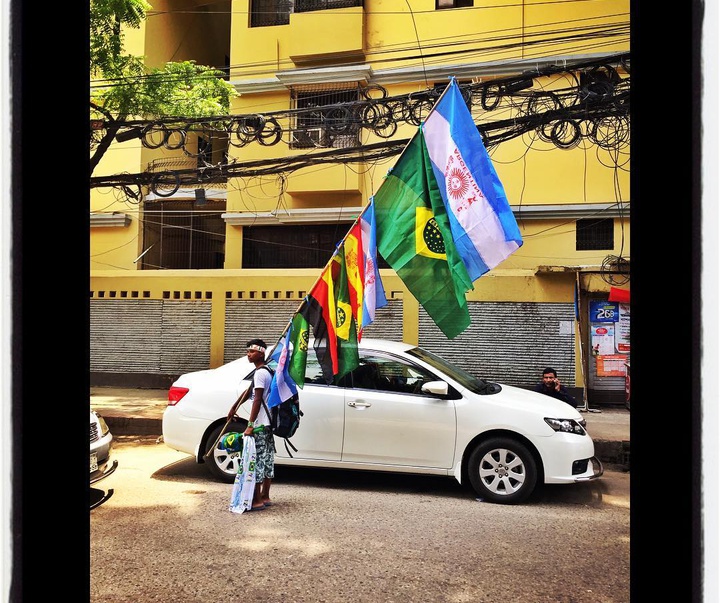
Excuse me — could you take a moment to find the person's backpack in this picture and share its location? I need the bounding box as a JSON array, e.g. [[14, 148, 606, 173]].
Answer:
[[254, 366, 303, 454]]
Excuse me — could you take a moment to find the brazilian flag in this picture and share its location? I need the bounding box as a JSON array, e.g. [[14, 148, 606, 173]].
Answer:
[[374, 128, 473, 339], [331, 248, 353, 341], [333, 246, 359, 379]]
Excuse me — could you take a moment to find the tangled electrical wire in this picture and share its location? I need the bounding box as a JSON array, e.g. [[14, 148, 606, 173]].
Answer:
[[601, 254, 630, 285], [90, 52, 630, 200]]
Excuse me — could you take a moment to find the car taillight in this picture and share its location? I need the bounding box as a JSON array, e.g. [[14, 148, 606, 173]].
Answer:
[[168, 386, 189, 406]]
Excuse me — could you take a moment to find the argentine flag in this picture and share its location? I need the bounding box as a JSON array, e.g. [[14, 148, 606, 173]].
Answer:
[[267, 326, 298, 409], [422, 78, 523, 282], [360, 198, 388, 330]]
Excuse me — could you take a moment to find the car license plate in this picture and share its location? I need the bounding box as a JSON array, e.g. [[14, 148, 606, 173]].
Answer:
[[90, 453, 98, 473]]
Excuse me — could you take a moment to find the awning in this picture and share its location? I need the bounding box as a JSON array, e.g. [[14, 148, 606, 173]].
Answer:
[[608, 286, 630, 303]]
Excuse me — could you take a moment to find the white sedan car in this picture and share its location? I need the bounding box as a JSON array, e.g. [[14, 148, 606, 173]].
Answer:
[[162, 338, 603, 504]]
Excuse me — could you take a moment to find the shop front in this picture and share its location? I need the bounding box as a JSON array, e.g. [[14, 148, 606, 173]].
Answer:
[[584, 286, 631, 407]]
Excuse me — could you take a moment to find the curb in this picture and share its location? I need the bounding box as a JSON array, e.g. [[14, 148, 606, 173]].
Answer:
[[593, 439, 631, 470], [106, 416, 163, 437], [104, 415, 630, 469]]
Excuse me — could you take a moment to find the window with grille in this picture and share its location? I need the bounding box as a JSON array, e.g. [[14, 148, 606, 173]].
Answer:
[[295, 0, 363, 11], [141, 200, 227, 269], [242, 224, 390, 269], [576, 218, 614, 251], [291, 88, 360, 149], [250, 0, 293, 27], [195, 134, 229, 169], [436, 0, 473, 8]]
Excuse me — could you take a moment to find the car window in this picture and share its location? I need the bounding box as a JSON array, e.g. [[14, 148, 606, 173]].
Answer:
[[406, 346, 491, 393], [304, 350, 327, 384], [303, 349, 351, 387], [350, 354, 436, 394]]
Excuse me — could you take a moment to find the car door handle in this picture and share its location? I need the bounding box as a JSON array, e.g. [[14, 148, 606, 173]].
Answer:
[[347, 401, 372, 408]]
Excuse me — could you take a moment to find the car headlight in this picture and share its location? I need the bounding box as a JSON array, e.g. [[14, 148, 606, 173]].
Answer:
[[97, 413, 111, 437], [544, 417, 587, 435]]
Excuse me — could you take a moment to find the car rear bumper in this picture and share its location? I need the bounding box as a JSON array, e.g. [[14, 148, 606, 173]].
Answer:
[[162, 407, 213, 460]]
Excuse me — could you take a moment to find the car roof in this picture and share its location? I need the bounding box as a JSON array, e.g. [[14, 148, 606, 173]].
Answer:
[[306, 338, 416, 355]]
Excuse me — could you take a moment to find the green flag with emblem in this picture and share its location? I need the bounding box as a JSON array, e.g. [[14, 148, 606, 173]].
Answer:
[[374, 128, 473, 339], [331, 249, 353, 341], [288, 311, 309, 388], [333, 246, 360, 378], [336, 315, 359, 380]]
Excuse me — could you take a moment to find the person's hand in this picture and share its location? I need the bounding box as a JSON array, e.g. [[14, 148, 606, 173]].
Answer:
[[554, 379, 561, 391]]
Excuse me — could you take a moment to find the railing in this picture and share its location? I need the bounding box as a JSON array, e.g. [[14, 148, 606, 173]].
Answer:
[[295, 0, 363, 12]]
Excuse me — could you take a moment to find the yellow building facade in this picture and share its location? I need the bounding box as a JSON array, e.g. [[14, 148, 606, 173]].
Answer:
[[90, 0, 630, 405]]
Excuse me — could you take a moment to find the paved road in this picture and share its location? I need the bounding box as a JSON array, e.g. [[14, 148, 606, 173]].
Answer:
[[90, 436, 630, 603]]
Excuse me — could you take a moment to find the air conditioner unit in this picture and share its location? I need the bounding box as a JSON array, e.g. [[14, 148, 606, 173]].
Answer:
[[331, 134, 358, 149], [306, 128, 325, 146], [292, 128, 326, 148]]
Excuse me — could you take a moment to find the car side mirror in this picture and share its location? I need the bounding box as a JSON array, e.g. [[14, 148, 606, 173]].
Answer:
[[421, 381, 448, 396]]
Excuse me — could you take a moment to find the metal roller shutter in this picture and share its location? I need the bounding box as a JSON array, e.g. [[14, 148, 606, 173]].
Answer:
[[419, 301, 576, 388], [224, 300, 299, 361], [356, 300, 404, 342], [159, 301, 212, 373], [223, 299, 405, 363], [90, 299, 212, 375], [91, 299, 163, 373]]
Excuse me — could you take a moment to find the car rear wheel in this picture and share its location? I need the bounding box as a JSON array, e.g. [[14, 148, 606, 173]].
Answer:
[[467, 437, 537, 505], [205, 421, 247, 483]]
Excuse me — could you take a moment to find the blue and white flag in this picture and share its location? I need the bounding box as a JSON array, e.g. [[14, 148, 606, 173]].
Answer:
[[360, 197, 388, 330], [266, 325, 298, 409], [422, 78, 523, 282]]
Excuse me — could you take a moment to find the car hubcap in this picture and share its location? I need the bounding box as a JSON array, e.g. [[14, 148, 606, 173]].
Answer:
[[214, 447, 241, 476], [478, 447, 526, 495]]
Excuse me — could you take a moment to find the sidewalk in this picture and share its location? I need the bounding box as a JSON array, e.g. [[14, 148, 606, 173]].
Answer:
[[90, 386, 630, 469]]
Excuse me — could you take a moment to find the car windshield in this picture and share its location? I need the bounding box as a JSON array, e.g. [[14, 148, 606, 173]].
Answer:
[[406, 346, 491, 394]]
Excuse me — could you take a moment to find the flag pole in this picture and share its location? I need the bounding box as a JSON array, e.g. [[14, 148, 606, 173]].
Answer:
[[364, 78, 454, 199], [204, 80, 460, 456], [205, 204, 377, 458]]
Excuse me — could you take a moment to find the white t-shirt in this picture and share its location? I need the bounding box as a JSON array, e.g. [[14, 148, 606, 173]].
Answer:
[[250, 367, 272, 426]]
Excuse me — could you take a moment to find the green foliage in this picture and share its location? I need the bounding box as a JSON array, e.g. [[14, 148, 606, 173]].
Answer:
[[90, 0, 237, 120], [94, 61, 237, 119], [90, 0, 151, 79]]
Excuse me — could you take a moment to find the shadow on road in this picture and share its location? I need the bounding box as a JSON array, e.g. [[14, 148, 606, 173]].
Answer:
[[150, 453, 628, 508]]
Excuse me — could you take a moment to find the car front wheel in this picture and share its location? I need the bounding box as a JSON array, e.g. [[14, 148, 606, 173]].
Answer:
[[467, 437, 538, 505], [205, 421, 247, 483]]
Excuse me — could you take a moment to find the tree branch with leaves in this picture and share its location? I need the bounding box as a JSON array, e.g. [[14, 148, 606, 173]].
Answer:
[[90, 0, 237, 174]]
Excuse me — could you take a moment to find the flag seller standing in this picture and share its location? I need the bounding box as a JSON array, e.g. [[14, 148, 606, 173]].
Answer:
[[242, 338, 275, 511]]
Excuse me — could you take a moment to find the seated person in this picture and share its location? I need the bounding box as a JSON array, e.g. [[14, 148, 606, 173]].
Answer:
[[534, 367, 578, 408], [352, 363, 380, 389]]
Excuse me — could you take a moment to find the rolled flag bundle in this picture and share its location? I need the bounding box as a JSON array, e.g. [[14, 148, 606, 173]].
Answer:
[[219, 431, 243, 452]]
